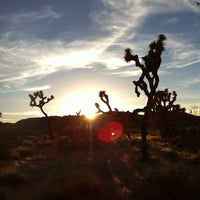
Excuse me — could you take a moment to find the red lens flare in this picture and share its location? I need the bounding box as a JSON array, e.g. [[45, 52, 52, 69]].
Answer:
[[98, 121, 123, 142]]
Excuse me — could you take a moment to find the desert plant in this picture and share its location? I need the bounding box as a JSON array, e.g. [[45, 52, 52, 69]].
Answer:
[[29, 90, 54, 138], [151, 89, 185, 137], [190, 105, 200, 116], [151, 89, 185, 113], [95, 91, 113, 113], [124, 34, 167, 160], [76, 110, 81, 116]]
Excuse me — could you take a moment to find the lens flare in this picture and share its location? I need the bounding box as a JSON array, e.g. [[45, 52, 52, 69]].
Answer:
[[98, 121, 123, 142]]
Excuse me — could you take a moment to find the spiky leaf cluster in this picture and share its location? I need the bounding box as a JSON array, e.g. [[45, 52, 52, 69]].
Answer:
[[151, 89, 185, 113], [29, 91, 54, 109], [124, 34, 167, 97]]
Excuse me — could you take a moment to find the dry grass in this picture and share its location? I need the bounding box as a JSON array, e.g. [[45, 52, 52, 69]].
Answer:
[[0, 123, 200, 200]]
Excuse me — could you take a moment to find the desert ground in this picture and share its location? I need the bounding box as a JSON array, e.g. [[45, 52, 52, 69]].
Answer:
[[0, 113, 200, 200]]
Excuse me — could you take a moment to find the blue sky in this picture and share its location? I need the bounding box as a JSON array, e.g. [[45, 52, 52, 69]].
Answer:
[[0, 0, 200, 122]]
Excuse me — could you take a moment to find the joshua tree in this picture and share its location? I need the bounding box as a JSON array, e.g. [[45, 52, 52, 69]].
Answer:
[[29, 90, 54, 138], [151, 89, 185, 113], [124, 34, 167, 160], [151, 89, 185, 136], [190, 105, 200, 116], [95, 91, 113, 113], [76, 110, 81, 116]]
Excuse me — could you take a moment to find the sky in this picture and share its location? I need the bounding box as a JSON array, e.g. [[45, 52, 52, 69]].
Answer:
[[0, 0, 200, 123]]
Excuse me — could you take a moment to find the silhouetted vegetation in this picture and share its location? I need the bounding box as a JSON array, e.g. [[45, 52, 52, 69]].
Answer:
[[76, 110, 81, 116], [151, 88, 185, 137], [190, 105, 200, 116], [29, 91, 54, 139], [124, 34, 167, 160], [95, 90, 114, 113]]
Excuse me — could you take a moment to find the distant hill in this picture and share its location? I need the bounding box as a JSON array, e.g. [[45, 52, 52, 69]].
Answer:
[[1, 112, 199, 137]]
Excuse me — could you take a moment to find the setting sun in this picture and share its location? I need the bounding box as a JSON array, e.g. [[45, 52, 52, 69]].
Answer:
[[57, 89, 98, 118], [84, 111, 96, 120]]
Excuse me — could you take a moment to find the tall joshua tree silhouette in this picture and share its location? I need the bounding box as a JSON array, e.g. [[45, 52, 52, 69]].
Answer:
[[29, 91, 54, 139], [124, 34, 167, 160]]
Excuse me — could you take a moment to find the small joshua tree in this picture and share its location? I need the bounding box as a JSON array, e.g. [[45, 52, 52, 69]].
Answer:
[[29, 91, 54, 138], [151, 89, 185, 112], [95, 91, 113, 113], [151, 89, 185, 137], [190, 105, 200, 116], [76, 110, 81, 116], [124, 34, 167, 160]]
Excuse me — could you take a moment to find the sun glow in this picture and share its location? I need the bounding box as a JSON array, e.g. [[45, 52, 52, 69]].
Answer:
[[84, 111, 96, 120], [57, 89, 98, 118]]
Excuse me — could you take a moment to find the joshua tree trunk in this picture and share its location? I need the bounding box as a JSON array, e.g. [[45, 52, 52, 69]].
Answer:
[[141, 114, 148, 160], [40, 107, 53, 139]]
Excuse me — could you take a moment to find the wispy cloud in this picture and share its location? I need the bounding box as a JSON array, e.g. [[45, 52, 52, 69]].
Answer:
[[165, 17, 179, 24], [90, 0, 200, 72], [180, 78, 200, 87], [165, 34, 200, 69], [22, 85, 51, 92], [0, 6, 61, 24], [110, 68, 141, 77]]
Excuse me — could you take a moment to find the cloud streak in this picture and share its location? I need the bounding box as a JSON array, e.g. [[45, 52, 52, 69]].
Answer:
[[23, 85, 51, 92], [165, 34, 200, 69], [0, 6, 61, 24]]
